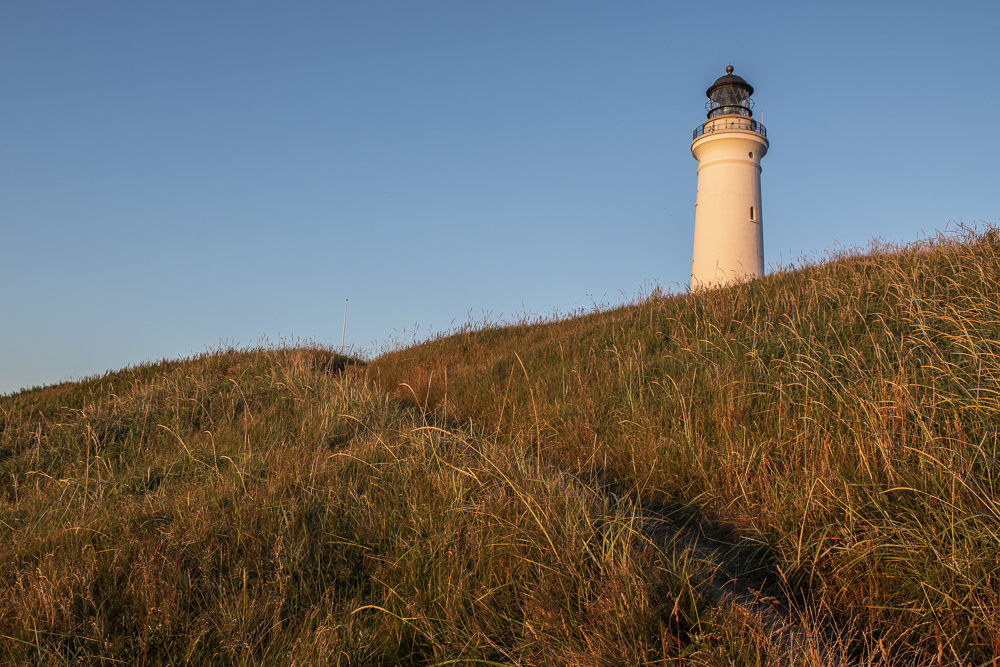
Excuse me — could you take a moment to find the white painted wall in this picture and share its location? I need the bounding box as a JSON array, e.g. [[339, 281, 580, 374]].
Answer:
[[690, 118, 768, 289]]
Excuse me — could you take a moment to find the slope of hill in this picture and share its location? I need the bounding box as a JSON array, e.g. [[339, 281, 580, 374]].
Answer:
[[3, 228, 999, 665]]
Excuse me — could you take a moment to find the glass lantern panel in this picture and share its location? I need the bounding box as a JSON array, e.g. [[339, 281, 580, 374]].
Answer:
[[709, 86, 750, 107]]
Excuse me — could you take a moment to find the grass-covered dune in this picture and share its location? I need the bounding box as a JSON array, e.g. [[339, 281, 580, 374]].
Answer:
[[3, 228, 1000, 665]]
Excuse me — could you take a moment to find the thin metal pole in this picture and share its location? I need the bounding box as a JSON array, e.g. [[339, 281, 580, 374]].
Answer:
[[341, 299, 348, 355]]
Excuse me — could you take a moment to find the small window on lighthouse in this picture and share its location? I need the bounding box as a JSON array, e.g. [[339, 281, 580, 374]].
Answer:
[[750, 206, 756, 221]]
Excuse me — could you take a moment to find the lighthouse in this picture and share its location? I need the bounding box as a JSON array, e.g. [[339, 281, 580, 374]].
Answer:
[[690, 66, 768, 289]]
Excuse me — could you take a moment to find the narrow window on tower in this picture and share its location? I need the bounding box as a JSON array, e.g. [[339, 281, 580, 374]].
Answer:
[[750, 206, 756, 221]]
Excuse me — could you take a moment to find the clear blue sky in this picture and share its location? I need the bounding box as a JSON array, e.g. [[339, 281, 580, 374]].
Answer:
[[3, 1, 998, 395]]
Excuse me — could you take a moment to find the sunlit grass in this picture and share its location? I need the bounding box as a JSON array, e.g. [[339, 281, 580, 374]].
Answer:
[[2, 226, 999, 664], [371, 225, 1000, 665]]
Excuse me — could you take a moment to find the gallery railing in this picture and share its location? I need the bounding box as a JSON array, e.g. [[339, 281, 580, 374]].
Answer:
[[692, 118, 767, 141]]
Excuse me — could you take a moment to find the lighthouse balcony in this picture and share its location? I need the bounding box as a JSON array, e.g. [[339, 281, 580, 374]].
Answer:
[[693, 117, 767, 141]]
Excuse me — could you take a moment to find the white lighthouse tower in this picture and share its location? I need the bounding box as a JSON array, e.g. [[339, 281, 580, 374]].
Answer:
[[690, 66, 768, 289]]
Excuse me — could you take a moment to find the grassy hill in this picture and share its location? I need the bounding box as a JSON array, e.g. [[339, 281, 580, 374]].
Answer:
[[3, 228, 1000, 665]]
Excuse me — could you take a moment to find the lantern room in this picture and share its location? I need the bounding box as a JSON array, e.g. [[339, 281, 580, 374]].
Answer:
[[705, 65, 754, 119]]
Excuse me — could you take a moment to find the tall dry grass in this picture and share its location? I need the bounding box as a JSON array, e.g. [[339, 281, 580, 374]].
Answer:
[[1, 347, 724, 664], [372, 226, 1000, 665], [4, 227, 999, 664]]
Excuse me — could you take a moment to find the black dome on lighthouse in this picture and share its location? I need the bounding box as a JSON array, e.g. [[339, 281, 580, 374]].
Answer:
[[706, 65, 754, 97], [705, 66, 754, 119]]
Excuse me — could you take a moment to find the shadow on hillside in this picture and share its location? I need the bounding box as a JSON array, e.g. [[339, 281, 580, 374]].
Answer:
[[309, 350, 366, 377], [380, 392, 799, 607], [360, 385, 869, 659], [638, 499, 797, 617]]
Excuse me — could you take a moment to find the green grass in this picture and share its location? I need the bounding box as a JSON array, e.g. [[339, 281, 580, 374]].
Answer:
[[3, 227, 1000, 665]]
